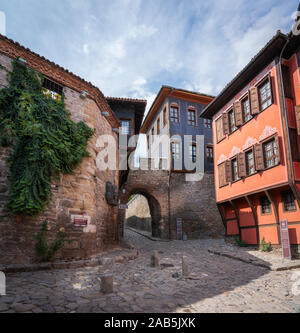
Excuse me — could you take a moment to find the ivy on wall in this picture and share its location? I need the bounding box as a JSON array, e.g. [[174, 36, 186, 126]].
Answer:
[[0, 59, 95, 217]]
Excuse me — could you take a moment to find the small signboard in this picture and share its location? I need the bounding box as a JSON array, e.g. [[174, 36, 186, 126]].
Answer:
[[71, 213, 89, 227], [280, 220, 291, 260], [119, 204, 128, 210], [176, 218, 183, 240]]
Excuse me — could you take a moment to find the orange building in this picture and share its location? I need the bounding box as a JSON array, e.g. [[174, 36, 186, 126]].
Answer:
[[201, 30, 300, 246]]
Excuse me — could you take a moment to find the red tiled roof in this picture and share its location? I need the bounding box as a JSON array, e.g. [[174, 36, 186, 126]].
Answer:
[[0, 34, 120, 128]]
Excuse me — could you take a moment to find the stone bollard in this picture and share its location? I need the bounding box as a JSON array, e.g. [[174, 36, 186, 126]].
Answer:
[[151, 251, 159, 267], [182, 256, 189, 277], [100, 274, 114, 294]]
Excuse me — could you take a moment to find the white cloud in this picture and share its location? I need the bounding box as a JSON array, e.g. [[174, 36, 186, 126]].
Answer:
[[2, 0, 297, 105], [83, 44, 90, 55]]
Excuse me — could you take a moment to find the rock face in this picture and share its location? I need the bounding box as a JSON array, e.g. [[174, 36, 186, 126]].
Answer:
[[0, 50, 119, 264]]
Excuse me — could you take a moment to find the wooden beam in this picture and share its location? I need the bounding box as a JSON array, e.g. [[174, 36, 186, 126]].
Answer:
[[290, 183, 300, 212], [229, 200, 241, 241], [264, 190, 281, 244], [217, 203, 227, 236], [245, 195, 260, 245]]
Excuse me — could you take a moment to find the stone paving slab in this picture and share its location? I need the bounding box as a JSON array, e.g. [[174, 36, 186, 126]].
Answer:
[[208, 243, 300, 271], [0, 229, 299, 313], [0, 247, 138, 274]]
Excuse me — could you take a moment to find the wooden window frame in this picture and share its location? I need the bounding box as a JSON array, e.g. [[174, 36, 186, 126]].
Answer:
[[281, 190, 297, 212], [230, 156, 239, 183], [189, 143, 197, 163], [163, 107, 167, 127], [262, 135, 280, 170], [228, 109, 237, 134], [204, 118, 212, 129], [120, 119, 132, 136], [260, 195, 272, 215], [241, 93, 252, 124], [245, 148, 256, 177], [170, 104, 180, 124], [171, 141, 181, 161], [206, 145, 213, 163], [215, 115, 226, 143], [257, 75, 273, 112], [187, 108, 197, 127], [218, 161, 228, 188], [151, 127, 155, 143], [157, 117, 160, 135]]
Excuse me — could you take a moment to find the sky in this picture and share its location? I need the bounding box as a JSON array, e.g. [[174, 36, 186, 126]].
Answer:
[[0, 0, 298, 113], [0, 0, 299, 160]]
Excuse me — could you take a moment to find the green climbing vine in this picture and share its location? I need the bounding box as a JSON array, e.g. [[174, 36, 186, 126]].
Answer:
[[0, 59, 95, 216]]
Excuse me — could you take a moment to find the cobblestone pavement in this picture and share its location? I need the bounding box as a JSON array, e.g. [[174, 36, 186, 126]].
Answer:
[[1, 228, 300, 313]]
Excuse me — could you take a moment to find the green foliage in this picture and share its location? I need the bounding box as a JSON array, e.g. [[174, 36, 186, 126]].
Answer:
[[34, 221, 71, 262], [233, 235, 248, 247], [260, 237, 272, 252], [0, 59, 94, 216]]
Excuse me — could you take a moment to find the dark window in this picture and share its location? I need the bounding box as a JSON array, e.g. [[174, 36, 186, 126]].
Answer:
[[245, 150, 255, 176], [120, 120, 131, 135], [204, 118, 212, 129], [206, 146, 213, 162], [258, 79, 272, 111], [263, 138, 278, 168], [42, 78, 63, 101], [163, 108, 167, 127], [228, 110, 237, 133], [189, 144, 197, 163], [188, 110, 196, 126], [242, 97, 252, 123], [171, 142, 180, 160], [231, 158, 239, 182], [281, 191, 297, 212], [282, 65, 292, 99], [151, 127, 154, 142], [260, 196, 271, 215], [289, 128, 300, 161], [157, 118, 160, 135], [170, 106, 179, 123]]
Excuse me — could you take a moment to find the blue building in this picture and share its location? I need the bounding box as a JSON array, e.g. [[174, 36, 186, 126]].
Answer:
[[140, 86, 215, 173]]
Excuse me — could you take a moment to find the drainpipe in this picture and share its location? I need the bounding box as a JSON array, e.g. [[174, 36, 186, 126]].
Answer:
[[167, 88, 174, 240]]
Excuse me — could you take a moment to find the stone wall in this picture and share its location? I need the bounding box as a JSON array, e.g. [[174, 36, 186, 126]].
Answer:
[[119, 159, 223, 241], [169, 173, 223, 239], [0, 53, 119, 264], [125, 195, 152, 232]]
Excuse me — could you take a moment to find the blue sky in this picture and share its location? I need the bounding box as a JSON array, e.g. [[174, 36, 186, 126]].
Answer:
[[0, 0, 298, 114]]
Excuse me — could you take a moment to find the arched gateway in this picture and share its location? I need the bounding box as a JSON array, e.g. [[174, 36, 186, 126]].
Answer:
[[118, 160, 171, 240]]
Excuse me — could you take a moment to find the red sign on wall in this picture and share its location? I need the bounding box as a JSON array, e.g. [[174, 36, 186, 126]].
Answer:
[[280, 220, 291, 260]]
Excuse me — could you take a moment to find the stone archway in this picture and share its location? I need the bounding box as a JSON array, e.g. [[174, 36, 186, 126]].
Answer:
[[124, 189, 162, 238], [118, 165, 170, 240]]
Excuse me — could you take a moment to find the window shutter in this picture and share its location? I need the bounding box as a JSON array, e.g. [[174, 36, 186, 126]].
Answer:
[[250, 87, 259, 115], [254, 143, 264, 170], [218, 163, 226, 188], [295, 105, 300, 135], [225, 160, 232, 183], [234, 101, 243, 127], [238, 152, 246, 178], [274, 135, 281, 165], [216, 117, 225, 143], [222, 113, 229, 135]]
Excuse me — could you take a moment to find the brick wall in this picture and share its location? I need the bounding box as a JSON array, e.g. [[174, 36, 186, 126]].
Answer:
[[0, 53, 119, 264]]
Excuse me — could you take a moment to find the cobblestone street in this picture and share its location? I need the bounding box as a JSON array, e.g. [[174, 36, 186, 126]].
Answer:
[[1, 228, 300, 313]]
